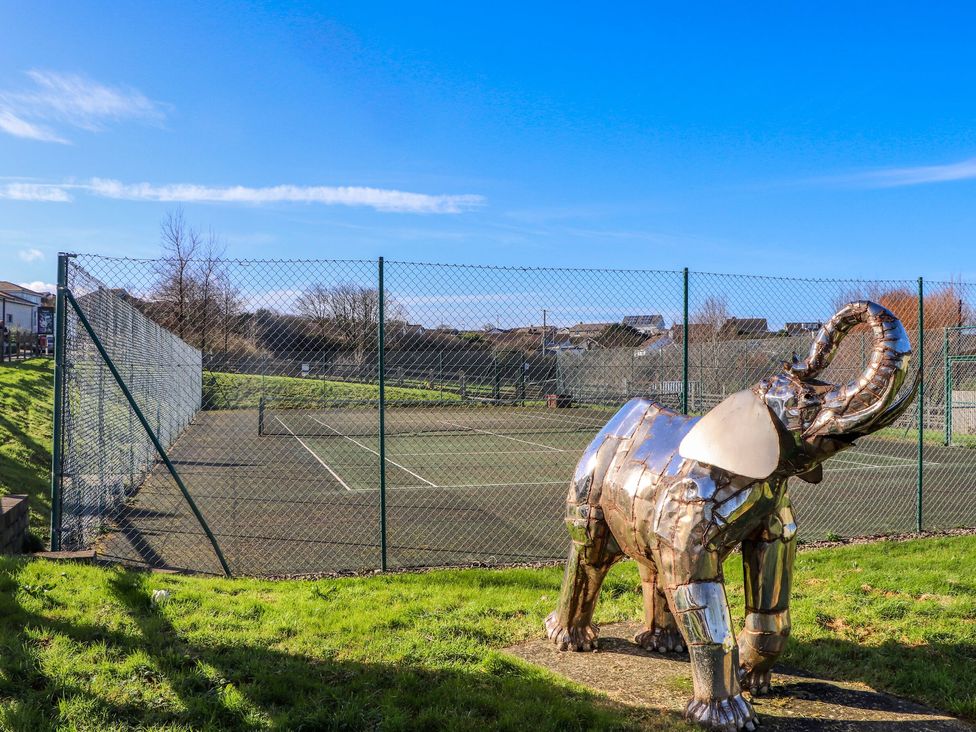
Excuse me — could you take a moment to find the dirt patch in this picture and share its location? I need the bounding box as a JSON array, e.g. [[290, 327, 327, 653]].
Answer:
[[507, 621, 973, 731]]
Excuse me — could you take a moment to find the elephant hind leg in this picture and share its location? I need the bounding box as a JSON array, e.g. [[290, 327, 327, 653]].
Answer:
[[545, 512, 622, 652], [634, 561, 685, 654]]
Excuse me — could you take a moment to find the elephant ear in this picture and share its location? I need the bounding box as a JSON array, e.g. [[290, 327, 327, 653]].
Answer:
[[678, 389, 780, 480]]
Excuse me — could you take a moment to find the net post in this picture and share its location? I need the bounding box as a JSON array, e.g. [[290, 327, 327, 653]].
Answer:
[[64, 290, 232, 577], [378, 256, 388, 571], [681, 267, 689, 414], [49, 253, 70, 551], [916, 276, 924, 533], [258, 395, 265, 436]]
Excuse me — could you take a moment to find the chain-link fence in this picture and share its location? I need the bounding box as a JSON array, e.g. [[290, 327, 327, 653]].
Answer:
[[50, 255, 976, 576]]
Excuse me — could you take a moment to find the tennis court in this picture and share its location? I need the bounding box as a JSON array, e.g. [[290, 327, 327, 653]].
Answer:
[[95, 404, 600, 575], [90, 398, 976, 576]]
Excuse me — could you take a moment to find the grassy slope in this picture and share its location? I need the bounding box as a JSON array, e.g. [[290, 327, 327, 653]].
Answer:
[[203, 371, 461, 409], [2, 536, 976, 730], [0, 359, 53, 546]]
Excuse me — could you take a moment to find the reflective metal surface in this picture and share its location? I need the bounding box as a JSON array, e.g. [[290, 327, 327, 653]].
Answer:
[[679, 389, 781, 480], [545, 301, 919, 731]]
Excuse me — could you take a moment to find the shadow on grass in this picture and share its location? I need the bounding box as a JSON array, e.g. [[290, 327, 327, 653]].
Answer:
[[782, 636, 976, 723], [0, 562, 668, 731]]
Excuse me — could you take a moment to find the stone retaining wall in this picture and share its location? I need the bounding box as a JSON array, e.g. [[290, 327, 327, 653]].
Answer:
[[0, 495, 28, 554]]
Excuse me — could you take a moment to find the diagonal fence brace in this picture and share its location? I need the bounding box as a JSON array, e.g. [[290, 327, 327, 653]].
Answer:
[[64, 290, 232, 577]]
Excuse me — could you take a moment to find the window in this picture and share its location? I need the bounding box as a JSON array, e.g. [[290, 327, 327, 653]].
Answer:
[[5, 314, 11, 324]]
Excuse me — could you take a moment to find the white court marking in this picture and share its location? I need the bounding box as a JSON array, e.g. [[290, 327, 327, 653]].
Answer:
[[310, 416, 438, 487], [349, 480, 567, 493], [394, 448, 562, 457], [434, 418, 568, 453], [509, 411, 606, 430], [274, 417, 353, 492]]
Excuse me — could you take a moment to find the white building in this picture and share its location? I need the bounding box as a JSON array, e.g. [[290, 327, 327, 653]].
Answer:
[[0, 282, 50, 333]]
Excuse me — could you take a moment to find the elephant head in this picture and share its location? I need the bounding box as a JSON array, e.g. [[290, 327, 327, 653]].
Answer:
[[679, 300, 920, 483]]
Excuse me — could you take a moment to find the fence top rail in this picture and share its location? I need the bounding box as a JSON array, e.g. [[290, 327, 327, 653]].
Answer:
[[62, 253, 972, 286], [67, 253, 376, 266]]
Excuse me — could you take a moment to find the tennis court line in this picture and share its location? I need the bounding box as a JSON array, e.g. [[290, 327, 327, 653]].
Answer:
[[395, 448, 561, 457], [274, 417, 353, 492], [348, 479, 568, 493], [823, 461, 940, 474], [310, 416, 438, 487], [514, 411, 606, 430], [827, 453, 939, 469], [434, 418, 568, 453]]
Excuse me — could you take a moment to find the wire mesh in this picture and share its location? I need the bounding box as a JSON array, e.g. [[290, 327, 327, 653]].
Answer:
[[53, 256, 976, 575], [381, 261, 684, 568], [59, 255, 382, 575], [687, 273, 926, 539], [920, 285, 976, 531]]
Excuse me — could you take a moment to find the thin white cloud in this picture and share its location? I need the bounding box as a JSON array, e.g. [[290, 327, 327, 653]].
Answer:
[[18, 281, 57, 294], [0, 110, 68, 144], [0, 70, 166, 143], [822, 156, 976, 188], [861, 157, 976, 187], [0, 183, 72, 202], [85, 178, 484, 213], [17, 248, 44, 262], [0, 177, 483, 214]]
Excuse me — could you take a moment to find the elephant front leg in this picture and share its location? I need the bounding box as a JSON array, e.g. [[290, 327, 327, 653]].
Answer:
[[738, 530, 796, 695], [545, 512, 621, 651], [634, 561, 684, 653], [662, 556, 757, 730]]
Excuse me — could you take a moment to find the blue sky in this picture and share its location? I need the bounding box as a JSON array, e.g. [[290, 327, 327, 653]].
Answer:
[[3, 1, 976, 294]]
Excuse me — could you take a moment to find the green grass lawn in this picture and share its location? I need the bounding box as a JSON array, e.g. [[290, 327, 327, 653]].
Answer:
[[2, 535, 976, 731], [4, 358, 976, 728], [203, 371, 461, 410], [0, 358, 53, 547]]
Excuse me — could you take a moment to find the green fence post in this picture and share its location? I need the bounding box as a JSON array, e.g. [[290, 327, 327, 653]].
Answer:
[[64, 291, 232, 576], [682, 267, 689, 414], [377, 257, 388, 571], [49, 253, 70, 551], [944, 327, 951, 446], [917, 277, 924, 532]]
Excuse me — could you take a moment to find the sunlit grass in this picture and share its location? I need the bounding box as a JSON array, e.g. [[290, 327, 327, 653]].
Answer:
[[2, 535, 975, 729]]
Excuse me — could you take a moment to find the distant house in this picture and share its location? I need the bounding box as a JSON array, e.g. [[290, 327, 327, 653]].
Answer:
[[508, 325, 556, 337], [622, 314, 666, 334], [668, 322, 718, 342], [565, 322, 614, 338], [546, 336, 589, 354], [634, 334, 674, 356], [785, 321, 822, 336], [0, 281, 49, 334], [719, 317, 769, 339], [389, 321, 426, 337]]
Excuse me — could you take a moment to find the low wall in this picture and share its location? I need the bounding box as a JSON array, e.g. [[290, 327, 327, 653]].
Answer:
[[0, 495, 28, 554]]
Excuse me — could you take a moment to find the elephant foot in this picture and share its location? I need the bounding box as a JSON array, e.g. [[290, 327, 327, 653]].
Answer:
[[739, 667, 773, 696], [544, 611, 598, 651], [684, 693, 758, 731], [635, 626, 685, 654]]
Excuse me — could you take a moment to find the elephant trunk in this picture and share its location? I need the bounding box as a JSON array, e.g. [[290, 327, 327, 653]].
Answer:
[[788, 301, 913, 437]]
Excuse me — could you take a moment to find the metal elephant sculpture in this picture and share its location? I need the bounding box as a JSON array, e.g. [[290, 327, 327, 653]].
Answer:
[[545, 301, 919, 731]]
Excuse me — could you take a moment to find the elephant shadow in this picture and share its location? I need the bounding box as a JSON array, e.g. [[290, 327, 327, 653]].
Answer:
[[595, 624, 973, 730]]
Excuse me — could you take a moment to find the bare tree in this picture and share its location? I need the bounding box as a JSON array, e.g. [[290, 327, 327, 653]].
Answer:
[[690, 295, 730, 394], [694, 295, 730, 336], [218, 272, 243, 353], [294, 284, 336, 343], [196, 229, 226, 354], [156, 208, 200, 339], [295, 283, 404, 364]]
